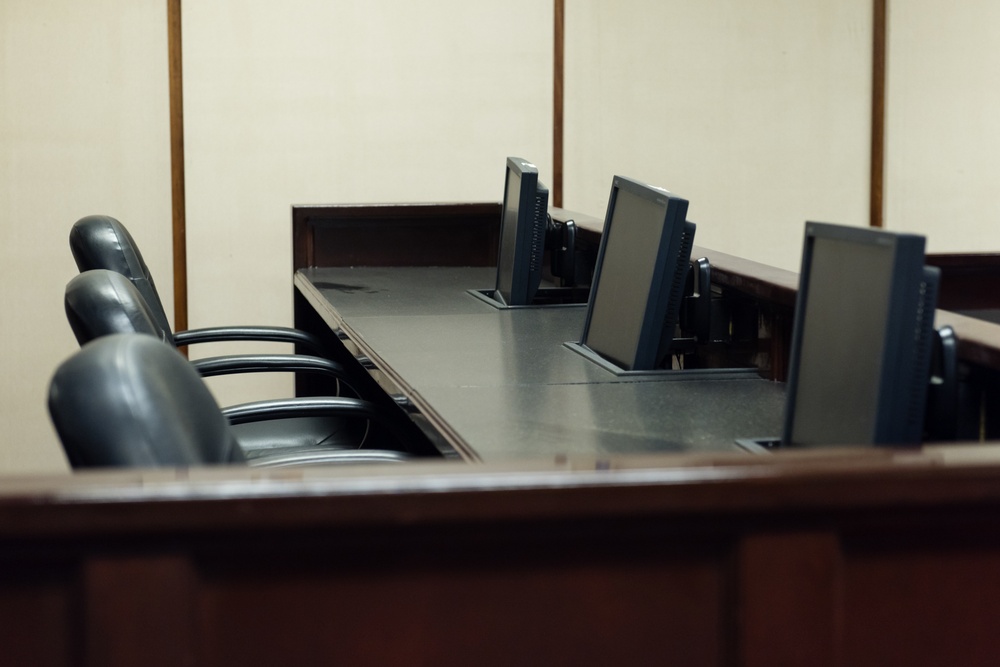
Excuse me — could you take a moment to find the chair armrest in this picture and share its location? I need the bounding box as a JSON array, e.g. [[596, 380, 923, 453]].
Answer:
[[222, 396, 379, 424], [173, 325, 328, 356], [190, 354, 359, 395], [246, 449, 410, 468], [222, 397, 412, 448]]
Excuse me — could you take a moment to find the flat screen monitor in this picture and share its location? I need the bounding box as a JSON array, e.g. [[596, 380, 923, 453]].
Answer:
[[580, 176, 695, 371], [782, 222, 939, 446], [495, 157, 549, 306]]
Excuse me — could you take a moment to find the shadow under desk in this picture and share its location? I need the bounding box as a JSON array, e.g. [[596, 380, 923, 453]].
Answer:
[[296, 266, 786, 462]]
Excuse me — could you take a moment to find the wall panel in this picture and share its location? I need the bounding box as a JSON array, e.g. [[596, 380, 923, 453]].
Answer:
[[564, 0, 872, 271], [182, 0, 553, 405], [885, 1, 1000, 251], [0, 0, 171, 472]]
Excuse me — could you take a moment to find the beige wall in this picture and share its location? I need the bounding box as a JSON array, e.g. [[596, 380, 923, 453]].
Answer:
[[5, 1, 1000, 473], [885, 2, 1000, 250], [181, 0, 553, 407], [563, 0, 873, 272], [0, 0, 171, 473]]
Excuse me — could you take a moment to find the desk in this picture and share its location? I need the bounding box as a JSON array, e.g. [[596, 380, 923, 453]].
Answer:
[[291, 204, 1000, 452], [6, 203, 1000, 664], [8, 449, 1000, 666], [296, 265, 786, 461]]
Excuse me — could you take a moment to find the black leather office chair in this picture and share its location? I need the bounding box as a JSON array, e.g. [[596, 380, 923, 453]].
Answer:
[[48, 334, 412, 468], [63, 270, 420, 458], [69, 214, 328, 355], [65, 268, 358, 393]]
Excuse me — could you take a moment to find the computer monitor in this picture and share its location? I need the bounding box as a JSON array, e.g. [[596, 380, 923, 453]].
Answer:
[[782, 222, 940, 446], [495, 157, 549, 306], [579, 176, 695, 371]]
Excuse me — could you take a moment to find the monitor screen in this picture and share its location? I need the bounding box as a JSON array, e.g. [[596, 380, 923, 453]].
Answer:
[[495, 157, 549, 306], [580, 176, 693, 371], [783, 222, 939, 446]]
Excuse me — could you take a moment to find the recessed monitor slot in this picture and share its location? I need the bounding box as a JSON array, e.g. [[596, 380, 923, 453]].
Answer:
[[737, 222, 953, 453]]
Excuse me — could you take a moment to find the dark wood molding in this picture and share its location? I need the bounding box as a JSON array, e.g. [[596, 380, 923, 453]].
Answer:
[[553, 0, 565, 208], [292, 203, 501, 270], [927, 253, 1000, 311], [870, 0, 887, 228], [168, 0, 188, 332], [9, 453, 1000, 664]]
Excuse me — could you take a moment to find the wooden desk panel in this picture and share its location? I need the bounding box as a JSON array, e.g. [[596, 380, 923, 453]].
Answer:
[[292, 202, 500, 270], [928, 252, 1000, 311], [6, 453, 1000, 666]]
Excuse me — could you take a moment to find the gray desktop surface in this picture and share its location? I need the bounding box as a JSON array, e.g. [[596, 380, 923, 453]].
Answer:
[[300, 266, 785, 459], [419, 379, 787, 461], [348, 311, 609, 388], [306, 266, 499, 318]]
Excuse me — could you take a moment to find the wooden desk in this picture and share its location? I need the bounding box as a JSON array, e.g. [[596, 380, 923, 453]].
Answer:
[[291, 203, 796, 461], [8, 449, 1000, 666], [294, 265, 786, 461], [8, 203, 1000, 665], [292, 203, 1000, 441]]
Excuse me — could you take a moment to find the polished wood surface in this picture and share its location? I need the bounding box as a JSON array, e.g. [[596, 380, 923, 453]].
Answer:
[[292, 202, 500, 270], [5, 447, 1000, 666], [928, 252, 1000, 312]]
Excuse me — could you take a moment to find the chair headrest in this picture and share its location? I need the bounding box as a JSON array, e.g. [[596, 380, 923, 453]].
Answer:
[[65, 270, 173, 346], [48, 334, 245, 468], [69, 215, 173, 335]]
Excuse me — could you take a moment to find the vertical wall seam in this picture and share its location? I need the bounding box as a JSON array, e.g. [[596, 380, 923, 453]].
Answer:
[[871, 0, 887, 228], [168, 0, 189, 331]]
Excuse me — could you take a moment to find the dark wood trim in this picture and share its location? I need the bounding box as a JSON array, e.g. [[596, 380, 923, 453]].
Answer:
[[292, 203, 501, 270], [738, 532, 841, 667], [553, 0, 565, 208], [9, 451, 1000, 663], [870, 0, 887, 228], [927, 253, 1000, 312], [84, 556, 196, 667], [168, 0, 188, 332]]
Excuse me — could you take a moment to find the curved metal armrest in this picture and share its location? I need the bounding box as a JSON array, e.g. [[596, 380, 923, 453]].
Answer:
[[247, 449, 410, 468], [222, 397, 412, 447], [191, 354, 358, 395], [173, 325, 328, 356], [222, 396, 378, 424]]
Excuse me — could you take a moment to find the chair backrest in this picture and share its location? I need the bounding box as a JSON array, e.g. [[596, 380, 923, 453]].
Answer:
[[48, 334, 246, 468], [65, 269, 175, 347], [69, 215, 174, 336]]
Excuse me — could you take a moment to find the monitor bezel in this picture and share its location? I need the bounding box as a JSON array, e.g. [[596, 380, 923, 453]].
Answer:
[[781, 221, 933, 446], [495, 157, 549, 307], [579, 175, 690, 371]]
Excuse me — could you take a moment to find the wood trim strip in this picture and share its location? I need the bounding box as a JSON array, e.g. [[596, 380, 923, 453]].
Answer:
[[168, 0, 188, 331], [292, 203, 501, 271], [553, 0, 565, 208], [84, 556, 196, 667], [738, 533, 842, 667], [870, 0, 887, 228]]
